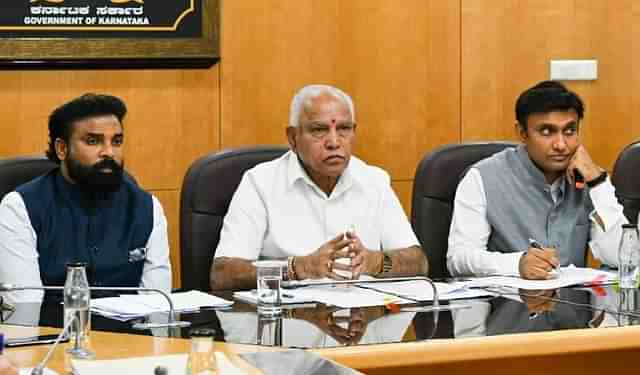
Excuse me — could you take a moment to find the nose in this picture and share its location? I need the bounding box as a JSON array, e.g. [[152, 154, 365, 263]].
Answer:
[[99, 143, 115, 158], [552, 133, 568, 151], [324, 127, 340, 149]]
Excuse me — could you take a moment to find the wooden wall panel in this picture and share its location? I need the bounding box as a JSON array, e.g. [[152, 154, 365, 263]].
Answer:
[[220, 0, 340, 148], [220, 0, 461, 182], [335, 1, 460, 180], [462, 0, 639, 170]]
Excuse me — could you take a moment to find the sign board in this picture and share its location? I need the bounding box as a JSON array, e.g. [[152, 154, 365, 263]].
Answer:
[[0, 0, 219, 68]]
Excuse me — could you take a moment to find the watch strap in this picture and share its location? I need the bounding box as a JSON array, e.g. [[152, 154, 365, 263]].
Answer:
[[381, 252, 393, 274], [587, 171, 608, 188]]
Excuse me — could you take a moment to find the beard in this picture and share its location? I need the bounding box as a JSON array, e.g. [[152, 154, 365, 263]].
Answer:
[[66, 156, 124, 193]]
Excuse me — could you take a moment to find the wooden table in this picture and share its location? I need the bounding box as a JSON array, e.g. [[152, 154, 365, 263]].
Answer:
[[6, 323, 640, 375], [2, 325, 267, 374]]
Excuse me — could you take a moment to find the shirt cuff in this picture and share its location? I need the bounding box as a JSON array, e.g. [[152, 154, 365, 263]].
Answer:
[[588, 178, 622, 232], [499, 251, 524, 276]]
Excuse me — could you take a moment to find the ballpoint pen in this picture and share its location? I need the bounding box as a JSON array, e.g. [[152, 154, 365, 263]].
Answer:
[[528, 238, 561, 277]]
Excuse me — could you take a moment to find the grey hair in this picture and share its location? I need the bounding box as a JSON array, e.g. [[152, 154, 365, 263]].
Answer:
[[288, 84, 355, 127]]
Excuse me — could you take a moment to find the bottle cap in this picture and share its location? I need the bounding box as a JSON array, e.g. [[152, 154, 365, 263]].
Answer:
[[189, 328, 217, 338], [66, 262, 87, 268]]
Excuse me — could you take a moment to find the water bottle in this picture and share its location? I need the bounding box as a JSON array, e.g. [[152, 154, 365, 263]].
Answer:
[[64, 262, 94, 358], [187, 328, 218, 375], [618, 224, 640, 289]]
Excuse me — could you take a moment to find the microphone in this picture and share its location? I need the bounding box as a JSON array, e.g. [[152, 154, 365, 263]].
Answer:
[[283, 276, 451, 311], [0, 284, 191, 329], [29, 312, 78, 375]]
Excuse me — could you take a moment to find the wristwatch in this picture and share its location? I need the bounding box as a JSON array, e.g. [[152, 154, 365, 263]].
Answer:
[[380, 252, 393, 275], [587, 171, 608, 188]]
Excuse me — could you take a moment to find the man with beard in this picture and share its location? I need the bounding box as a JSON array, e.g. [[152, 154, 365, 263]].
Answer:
[[0, 93, 171, 303]]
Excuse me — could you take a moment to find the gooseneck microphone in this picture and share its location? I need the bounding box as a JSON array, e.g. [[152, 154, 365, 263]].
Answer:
[[29, 313, 77, 375], [0, 284, 191, 329]]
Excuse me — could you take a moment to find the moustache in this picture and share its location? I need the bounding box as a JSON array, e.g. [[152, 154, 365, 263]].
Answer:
[[93, 158, 122, 173]]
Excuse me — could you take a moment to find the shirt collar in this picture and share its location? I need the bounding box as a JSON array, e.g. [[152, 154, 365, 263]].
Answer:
[[516, 144, 569, 188], [286, 150, 357, 197]]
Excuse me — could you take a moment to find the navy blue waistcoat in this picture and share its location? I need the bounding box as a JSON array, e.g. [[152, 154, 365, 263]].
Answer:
[[16, 169, 153, 300]]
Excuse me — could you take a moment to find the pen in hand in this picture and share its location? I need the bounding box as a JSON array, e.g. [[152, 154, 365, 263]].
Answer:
[[528, 238, 561, 277]]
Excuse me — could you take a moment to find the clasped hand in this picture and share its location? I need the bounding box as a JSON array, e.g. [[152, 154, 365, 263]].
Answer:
[[295, 232, 381, 280]]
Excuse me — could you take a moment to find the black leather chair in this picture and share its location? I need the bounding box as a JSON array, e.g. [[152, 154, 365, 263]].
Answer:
[[0, 156, 57, 200], [179, 146, 289, 291], [612, 141, 640, 224], [411, 142, 517, 279]]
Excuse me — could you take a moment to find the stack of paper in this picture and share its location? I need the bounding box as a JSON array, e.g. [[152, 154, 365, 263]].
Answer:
[[72, 353, 248, 375], [465, 266, 616, 290], [360, 280, 492, 301], [72, 354, 188, 375], [285, 285, 415, 308], [91, 290, 233, 321], [233, 290, 316, 308]]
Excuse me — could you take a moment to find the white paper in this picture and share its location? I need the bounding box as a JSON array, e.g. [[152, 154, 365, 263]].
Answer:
[[215, 352, 249, 375], [281, 276, 493, 307], [91, 290, 233, 320], [465, 266, 616, 290], [361, 280, 493, 301], [233, 290, 315, 306], [72, 354, 187, 375], [289, 285, 413, 308]]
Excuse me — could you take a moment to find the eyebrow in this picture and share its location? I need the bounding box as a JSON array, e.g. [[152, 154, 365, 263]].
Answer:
[[536, 120, 578, 129], [306, 121, 353, 126], [84, 132, 124, 137]]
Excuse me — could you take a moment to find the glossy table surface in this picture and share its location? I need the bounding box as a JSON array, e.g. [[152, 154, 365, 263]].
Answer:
[[4, 284, 640, 375], [4, 284, 640, 349]]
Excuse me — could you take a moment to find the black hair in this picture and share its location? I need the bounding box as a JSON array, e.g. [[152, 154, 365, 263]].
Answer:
[[46, 93, 127, 163], [515, 80, 584, 129]]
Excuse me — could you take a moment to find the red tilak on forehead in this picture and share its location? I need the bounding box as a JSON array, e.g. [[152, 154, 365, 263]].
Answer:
[[331, 118, 337, 124]]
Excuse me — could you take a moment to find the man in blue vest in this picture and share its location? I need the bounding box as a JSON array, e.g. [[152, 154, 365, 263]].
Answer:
[[0, 93, 171, 303], [447, 81, 626, 279]]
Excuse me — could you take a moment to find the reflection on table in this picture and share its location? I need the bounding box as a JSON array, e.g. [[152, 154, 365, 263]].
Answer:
[[4, 285, 640, 350]]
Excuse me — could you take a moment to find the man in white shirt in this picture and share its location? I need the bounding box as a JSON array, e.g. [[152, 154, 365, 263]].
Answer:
[[0, 93, 171, 303], [448, 81, 626, 279], [211, 84, 427, 290]]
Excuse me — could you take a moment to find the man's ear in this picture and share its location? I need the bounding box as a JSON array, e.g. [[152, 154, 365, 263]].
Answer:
[[515, 122, 528, 142], [286, 126, 297, 151], [55, 138, 68, 161]]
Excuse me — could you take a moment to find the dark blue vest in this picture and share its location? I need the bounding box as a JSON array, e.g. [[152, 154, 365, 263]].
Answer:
[[16, 169, 153, 300]]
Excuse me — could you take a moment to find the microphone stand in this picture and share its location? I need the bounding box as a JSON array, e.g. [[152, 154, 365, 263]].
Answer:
[[0, 284, 191, 329], [30, 311, 77, 375]]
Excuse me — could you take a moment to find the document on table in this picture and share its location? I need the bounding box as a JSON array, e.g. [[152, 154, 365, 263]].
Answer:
[[465, 266, 616, 290], [233, 290, 317, 308], [72, 353, 247, 375], [72, 354, 188, 375], [290, 284, 415, 308], [91, 290, 233, 321], [360, 280, 493, 301]]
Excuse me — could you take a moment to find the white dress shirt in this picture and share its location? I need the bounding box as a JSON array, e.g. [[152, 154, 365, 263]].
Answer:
[[215, 151, 419, 260], [0, 192, 172, 303], [447, 168, 626, 276]]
